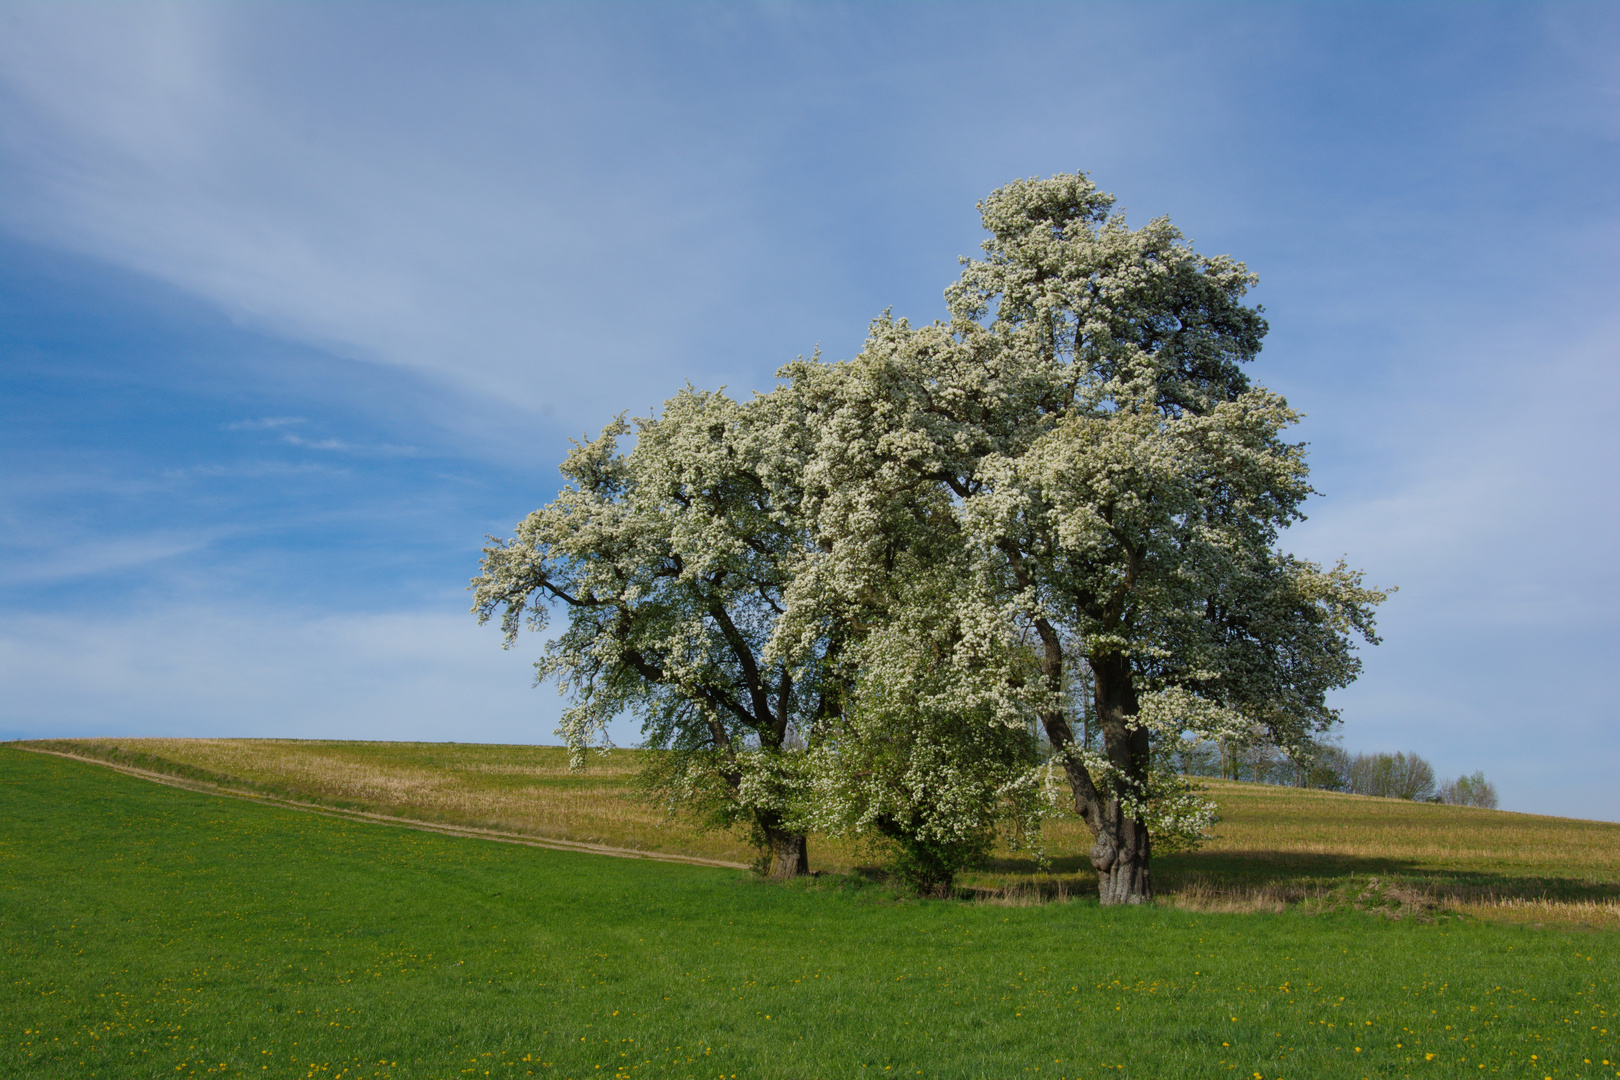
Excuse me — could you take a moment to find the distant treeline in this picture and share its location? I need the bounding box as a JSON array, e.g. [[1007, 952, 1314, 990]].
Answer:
[[1169, 740, 1498, 809]]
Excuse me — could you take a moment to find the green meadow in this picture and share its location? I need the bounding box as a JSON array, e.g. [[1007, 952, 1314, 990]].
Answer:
[[22, 737, 1620, 925], [2, 747, 1616, 1080]]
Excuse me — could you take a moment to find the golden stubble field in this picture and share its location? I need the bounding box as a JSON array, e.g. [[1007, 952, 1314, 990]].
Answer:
[[19, 737, 1620, 928]]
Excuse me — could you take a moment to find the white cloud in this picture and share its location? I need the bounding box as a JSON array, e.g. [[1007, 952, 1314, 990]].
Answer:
[[0, 5, 773, 419], [1282, 326, 1620, 821], [278, 432, 418, 456], [0, 530, 228, 584], [0, 4, 1235, 430], [1, 4, 1615, 819], [0, 605, 605, 746], [164, 461, 340, 481], [1291, 321, 1620, 623]]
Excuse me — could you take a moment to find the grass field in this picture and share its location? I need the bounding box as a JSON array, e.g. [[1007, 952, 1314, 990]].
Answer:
[[2, 746, 1617, 1080], [17, 737, 1620, 929]]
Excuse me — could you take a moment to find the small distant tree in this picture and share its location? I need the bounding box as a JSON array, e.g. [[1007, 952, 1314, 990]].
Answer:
[[1169, 738, 1222, 778], [1237, 740, 1286, 785], [1391, 752, 1436, 800], [1346, 751, 1436, 801], [1438, 771, 1498, 809], [1174, 734, 1346, 790], [1302, 742, 1350, 790]]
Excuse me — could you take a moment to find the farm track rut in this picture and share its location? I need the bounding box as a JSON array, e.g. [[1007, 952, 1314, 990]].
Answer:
[[12, 745, 751, 870]]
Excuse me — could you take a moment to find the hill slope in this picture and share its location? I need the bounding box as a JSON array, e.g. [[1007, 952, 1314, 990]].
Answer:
[[1, 745, 1615, 1079], [15, 737, 1620, 927]]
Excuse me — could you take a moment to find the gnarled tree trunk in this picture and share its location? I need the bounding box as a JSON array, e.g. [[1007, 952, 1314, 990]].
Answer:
[[1090, 808, 1152, 905], [1035, 628, 1156, 906], [762, 819, 809, 879], [1089, 654, 1153, 904]]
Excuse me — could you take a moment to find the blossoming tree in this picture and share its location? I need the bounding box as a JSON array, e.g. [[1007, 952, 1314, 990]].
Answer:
[[470, 387, 838, 878], [474, 172, 1385, 904], [775, 173, 1386, 904]]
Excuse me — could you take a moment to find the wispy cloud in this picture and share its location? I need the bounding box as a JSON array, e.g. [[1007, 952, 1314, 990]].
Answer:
[[162, 460, 341, 481], [0, 4, 1259, 422], [280, 432, 417, 456], [0, 529, 229, 584], [0, 4, 1615, 816], [221, 417, 418, 455], [223, 416, 305, 431], [0, 605, 574, 745]]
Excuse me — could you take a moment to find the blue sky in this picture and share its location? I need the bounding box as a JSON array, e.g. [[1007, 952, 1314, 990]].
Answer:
[[2, 2, 1616, 820]]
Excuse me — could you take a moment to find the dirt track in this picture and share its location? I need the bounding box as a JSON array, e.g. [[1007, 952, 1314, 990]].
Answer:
[[12, 745, 751, 870]]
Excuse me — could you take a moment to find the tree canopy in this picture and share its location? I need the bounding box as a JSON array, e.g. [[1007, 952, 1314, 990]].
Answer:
[[473, 171, 1387, 903], [470, 388, 832, 877]]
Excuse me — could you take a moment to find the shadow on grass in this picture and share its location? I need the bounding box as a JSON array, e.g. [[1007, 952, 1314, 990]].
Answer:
[[976, 850, 1620, 905]]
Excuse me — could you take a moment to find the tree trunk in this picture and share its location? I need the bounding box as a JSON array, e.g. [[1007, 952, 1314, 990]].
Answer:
[[1029, 622, 1156, 906], [763, 826, 809, 879], [1090, 653, 1153, 905], [1091, 812, 1152, 905]]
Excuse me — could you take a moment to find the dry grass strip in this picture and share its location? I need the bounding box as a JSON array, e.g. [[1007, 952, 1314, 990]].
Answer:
[[1167, 878, 1310, 915], [13, 746, 749, 870], [15, 739, 1619, 927], [15, 737, 869, 870], [966, 875, 1093, 906], [1443, 896, 1620, 931]]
